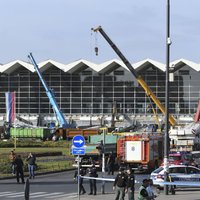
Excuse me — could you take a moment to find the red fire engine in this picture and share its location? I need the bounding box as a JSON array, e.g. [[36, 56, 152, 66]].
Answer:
[[117, 133, 164, 172]]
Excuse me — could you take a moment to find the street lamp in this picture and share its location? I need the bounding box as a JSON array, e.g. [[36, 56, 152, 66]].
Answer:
[[164, 0, 171, 195]]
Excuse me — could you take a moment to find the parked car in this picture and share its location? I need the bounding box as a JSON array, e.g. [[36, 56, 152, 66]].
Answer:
[[161, 151, 196, 166], [150, 165, 200, 188]]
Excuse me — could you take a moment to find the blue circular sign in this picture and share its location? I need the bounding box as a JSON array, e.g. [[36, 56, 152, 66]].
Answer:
[[72, 135, 85, 148]]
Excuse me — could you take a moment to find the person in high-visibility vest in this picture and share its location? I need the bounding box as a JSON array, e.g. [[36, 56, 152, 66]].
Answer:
[[138, 179, 151, 200], [167, 174, 175, 195]]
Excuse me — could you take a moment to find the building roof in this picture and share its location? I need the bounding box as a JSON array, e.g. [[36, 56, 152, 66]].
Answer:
[[0, 58, 199, 74]]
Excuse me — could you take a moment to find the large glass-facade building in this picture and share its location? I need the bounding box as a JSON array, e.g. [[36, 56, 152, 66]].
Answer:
[[0, 58, 199, 125]]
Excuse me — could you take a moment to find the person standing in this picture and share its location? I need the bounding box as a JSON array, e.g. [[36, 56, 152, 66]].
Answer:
[[74, 166, 86, 195], [9, 150, 16, 175], [126, 168, 135, 200], [13, 155, 25, 184], [87, 164, 98, 195], [138, 179, 150, 200], [26, 152, 36, 179], [146, 179, 157, 200], [113, 167, 127, 200], [107, 151, 115, 175]]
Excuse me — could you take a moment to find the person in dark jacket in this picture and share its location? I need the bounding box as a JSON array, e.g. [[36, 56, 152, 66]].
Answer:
[[126, 168, 135, 200], [74, 166, 86, 195], [87, 164, 98, 195], [26, 152, 36, 179], [107, 151, 115, 175], [113, 167, 127, 200], [13, 155, 24, 184]]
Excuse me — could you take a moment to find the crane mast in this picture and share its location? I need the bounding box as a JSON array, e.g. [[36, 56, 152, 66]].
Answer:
[[92, 26, 176, 126], [28, 53, 70, 128]]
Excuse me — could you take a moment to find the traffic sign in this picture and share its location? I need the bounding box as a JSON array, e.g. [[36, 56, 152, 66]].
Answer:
[[72, 147, 85, 155], [72, 135, 85, 148]]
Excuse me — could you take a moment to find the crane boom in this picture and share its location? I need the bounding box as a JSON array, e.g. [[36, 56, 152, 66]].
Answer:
[[92, 26, 176, 126], [28, 53, 70, 128]]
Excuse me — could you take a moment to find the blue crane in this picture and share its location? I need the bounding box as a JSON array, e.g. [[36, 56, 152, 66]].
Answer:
[[28, 53, 72, 128]]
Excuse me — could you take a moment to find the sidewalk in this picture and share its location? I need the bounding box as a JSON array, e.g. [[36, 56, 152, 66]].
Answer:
[[59, 190, 200, 200]]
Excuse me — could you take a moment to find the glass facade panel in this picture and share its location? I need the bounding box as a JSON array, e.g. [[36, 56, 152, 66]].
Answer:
[[0, 62, 199, 119]]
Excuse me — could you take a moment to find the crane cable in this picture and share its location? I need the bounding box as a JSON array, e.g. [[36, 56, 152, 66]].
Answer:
[[94, 30, 99, 56]]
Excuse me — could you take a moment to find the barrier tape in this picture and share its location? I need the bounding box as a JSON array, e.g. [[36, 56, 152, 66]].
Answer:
[[80, 176, 140, 183], [154, 181, 200, 187], [80, 176, 115, 182]]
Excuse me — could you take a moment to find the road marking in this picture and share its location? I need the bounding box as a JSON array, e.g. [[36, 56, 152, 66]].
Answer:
[[0, 192, 15, 196], [31, 192, 64, 198], [46, 192, 77, 199], [0, 191, 78, 199], [1, 192, 24, 197], [8, 192, 46, 198]]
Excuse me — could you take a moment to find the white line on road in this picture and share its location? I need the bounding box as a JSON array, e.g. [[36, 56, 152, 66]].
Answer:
[[30, 192, 47, 196], [1, 192, 24, 197], [0, 192, 15, 195], [8, 192, 46, 198], [31, 192, 64, 198], [46, 192, 77, 199]]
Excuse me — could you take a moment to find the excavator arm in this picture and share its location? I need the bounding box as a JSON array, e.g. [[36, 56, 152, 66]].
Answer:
[[92, 26, 176, 126]]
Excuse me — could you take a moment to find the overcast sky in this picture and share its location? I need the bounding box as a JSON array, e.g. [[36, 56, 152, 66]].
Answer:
[[0, 0, 200, 64]]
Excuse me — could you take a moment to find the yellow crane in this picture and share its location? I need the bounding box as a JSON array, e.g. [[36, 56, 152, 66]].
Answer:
[[91, 26, 176, 127]]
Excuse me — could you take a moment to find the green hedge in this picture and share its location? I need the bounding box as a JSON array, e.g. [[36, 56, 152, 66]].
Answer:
[[0, 139, 70, 148]]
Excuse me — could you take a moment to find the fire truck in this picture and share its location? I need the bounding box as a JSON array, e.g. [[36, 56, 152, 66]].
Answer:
[[117, 133, 164, 172]]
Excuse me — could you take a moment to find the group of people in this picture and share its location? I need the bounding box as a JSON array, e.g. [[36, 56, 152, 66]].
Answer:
[[74, 162, 156, 200], [113, 167, 157, 200], [113, 167, 135, 200], [74, 163, 98, 195], [9, 150, 37, 184]]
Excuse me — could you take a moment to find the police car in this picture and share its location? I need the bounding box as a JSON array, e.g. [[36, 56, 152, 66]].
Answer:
[[150, 165, 200, 188]]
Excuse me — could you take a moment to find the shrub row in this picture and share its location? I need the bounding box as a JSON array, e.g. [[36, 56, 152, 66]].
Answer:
[[0, 139, 70, 148]]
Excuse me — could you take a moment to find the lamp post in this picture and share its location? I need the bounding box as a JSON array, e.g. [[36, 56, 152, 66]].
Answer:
[[101, 128, 106, 194], [164, 0, 171, 195]]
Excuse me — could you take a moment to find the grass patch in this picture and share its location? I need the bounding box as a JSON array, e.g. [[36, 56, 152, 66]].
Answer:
[[0, 140, 75, 178]]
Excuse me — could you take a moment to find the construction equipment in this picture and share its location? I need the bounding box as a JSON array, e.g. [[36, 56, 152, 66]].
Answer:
[[28, 53, 73, 129], [169, 100, 200, 151], [91, 26, 200, 152], [28, 53, 100, 140], [91, 26, 176, 127]]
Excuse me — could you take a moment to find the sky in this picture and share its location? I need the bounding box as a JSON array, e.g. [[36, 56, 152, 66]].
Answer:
[[0, 0, 200, 64]]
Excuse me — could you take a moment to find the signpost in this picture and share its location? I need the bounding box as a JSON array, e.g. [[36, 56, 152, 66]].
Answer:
[[72, 135, 85, 200]]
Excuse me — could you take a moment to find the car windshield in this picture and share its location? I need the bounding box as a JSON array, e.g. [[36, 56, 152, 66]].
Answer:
[[152, 167, 163, 174]]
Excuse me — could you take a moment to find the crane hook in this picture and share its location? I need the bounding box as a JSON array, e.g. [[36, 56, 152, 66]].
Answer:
[[94, 46, 98, 56]]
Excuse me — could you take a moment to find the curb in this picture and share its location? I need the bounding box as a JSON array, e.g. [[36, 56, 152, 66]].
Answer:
[[0, 168, 75, 180]]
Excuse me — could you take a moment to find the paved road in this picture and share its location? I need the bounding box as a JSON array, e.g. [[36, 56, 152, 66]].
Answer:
[[0, 170, 148, 199], [58, 190, 200, 200], [1, 171, 200, 200]]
